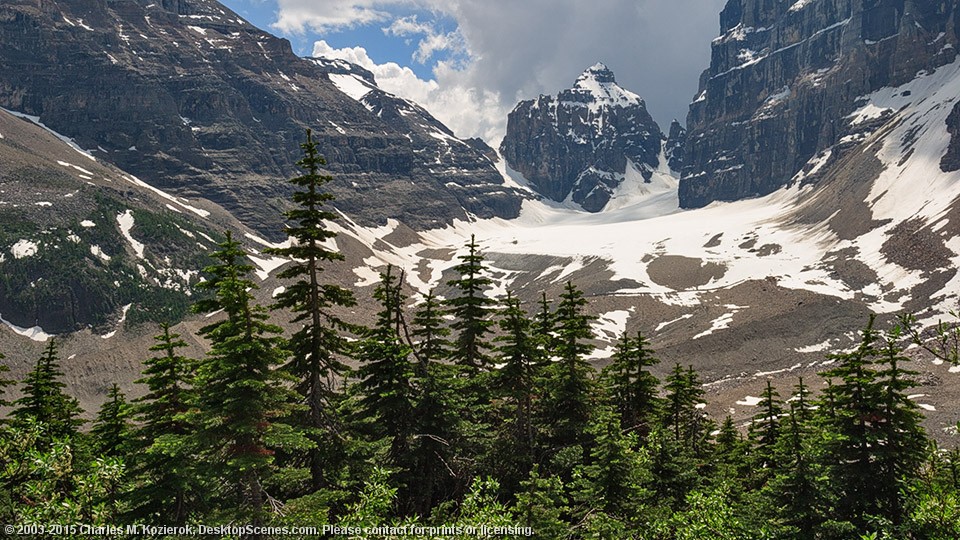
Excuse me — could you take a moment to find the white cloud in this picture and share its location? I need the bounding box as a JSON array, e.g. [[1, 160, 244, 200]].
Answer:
[[383, 15, 466, 64], [313, 40, 506, 144], [297, 0, 728, 145], [273, 0, 396, 33]]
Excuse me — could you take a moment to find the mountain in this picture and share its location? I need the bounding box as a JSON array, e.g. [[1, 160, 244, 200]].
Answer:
[[680, 0, 960, 207], [0, 0, 521, 237], [0, 107, 225, 335], [500, 63, 673, 212]]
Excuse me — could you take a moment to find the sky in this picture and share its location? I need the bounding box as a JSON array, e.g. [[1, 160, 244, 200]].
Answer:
[[220, 0, 728, 146]]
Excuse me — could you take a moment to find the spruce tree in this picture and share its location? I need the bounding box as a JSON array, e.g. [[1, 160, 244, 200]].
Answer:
[[532, 291, 555, 365], [490, 292, 539, 494], [192, 231, 310, 529], [540, 282, 596, 454], [407, 290, 462, 516], [410, 289, 450, 370], [355, 266, 417, 463], [444, 234, 496, 372], [127, 323, 198, 525], [12, 340, 84, 444], [603, 330, 661, 439], [748, 380, 783, 475], [818, 315, 926, 528], [0, 353, 13, 410], [91, 383, 132, 458], [874, 325, 928, 526], [265, 128, 357, 491], [661, 363, 709, 452]]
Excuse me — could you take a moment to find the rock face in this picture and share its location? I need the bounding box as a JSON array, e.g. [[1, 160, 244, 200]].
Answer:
[[664, 120, 686, 172], [0, 0, 521, 238], [680, 0, 960, 208], [500, 63, 666, 211]]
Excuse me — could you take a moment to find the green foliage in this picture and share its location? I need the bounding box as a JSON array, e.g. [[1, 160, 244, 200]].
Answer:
[[266, 129, 358, 493], [126, 323, 199, 525], [602, 330, 661, 439], [192, 231, 311, 525], [445, 234, 496, 372], [11, 340, 84, 444], [91, 383, 133, 458], [0, 353, 13, 410]]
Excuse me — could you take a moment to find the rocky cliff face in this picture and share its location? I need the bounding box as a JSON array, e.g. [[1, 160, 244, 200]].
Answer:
[[0, 0, 521, 237], [500, 64, 667, 212], [680, 0, 960, 208]]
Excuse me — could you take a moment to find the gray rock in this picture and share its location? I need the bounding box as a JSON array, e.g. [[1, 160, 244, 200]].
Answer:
[[500, 63, 665, 212], [0, 0, 522, 239], [680, 0, 960, 208]]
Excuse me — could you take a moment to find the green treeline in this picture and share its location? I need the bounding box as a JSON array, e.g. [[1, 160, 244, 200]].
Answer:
[[1, 131, 959, 539]]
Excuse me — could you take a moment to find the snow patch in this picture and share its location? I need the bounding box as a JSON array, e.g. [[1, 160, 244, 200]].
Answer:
[[11, 239, 39, 259], [117, 210, 145, 259], [0, 313, 52, 342]]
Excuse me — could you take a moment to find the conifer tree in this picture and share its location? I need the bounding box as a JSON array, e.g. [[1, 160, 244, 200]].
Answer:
[[0, 353, 13, 410], [764, 403, 825, 538], [661, 363, 709, 452], [12, 340, 84, 444], [489, 292, 539, 493], [748, 380, 783, 475], [266, 128, 357, 491], [410, 289, 450, 370], [127, 323, 198, 526], [92, 383, 132, 458], [874, 325, 928, 526], [445, 234, 496, 372], [407, 290, 462, 516], [603, 330, 661, 438], [818, 315, 926, 528], [540, 282, 596, 453], [532, 291, 555, 365], [574, 406, 648, 520], [355, 265, 416, 463], [192, 231, 310, 529]]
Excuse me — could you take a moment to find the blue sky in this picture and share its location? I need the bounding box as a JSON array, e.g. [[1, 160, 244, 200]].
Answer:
[[218, 0, 728, 145]]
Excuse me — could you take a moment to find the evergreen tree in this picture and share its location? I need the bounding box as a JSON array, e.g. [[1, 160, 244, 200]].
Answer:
[[532, 291, 555, 365], [874, 325, 928, 527], [407, 289, 463, 516], [661, 363, 709, 453], [192, 231, 310, 530], [764, 403, 826, 539], [489, 292, 540, 494], [573, 406, 648, 521], [91, 383, 132, 458], [444, 234, 496, 372], [410, 289, 451, 370], [818, 315, 926, 529], [748, 380, 783, 476], [355, 265, 417, 464], [513, 468, 569, 538], [12, 340, 84, 444], [265, 128, 357, 491], [127, 323, 198, 526], [0, 352, 13, 410], [539, 282, 596, 454], [603, 330, 661, 439]]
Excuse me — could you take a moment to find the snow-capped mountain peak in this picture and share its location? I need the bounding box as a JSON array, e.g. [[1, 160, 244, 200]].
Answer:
[[500, 63, 668, 212], [569, 62, 643, 109]]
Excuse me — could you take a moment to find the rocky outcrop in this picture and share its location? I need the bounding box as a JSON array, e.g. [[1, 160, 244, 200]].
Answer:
[[942, 101, 960, 172], [665, 120, 686, 172], [680, 0, 960, 208], [0, 0, 521, 238], [500, 63, 665, 211]]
